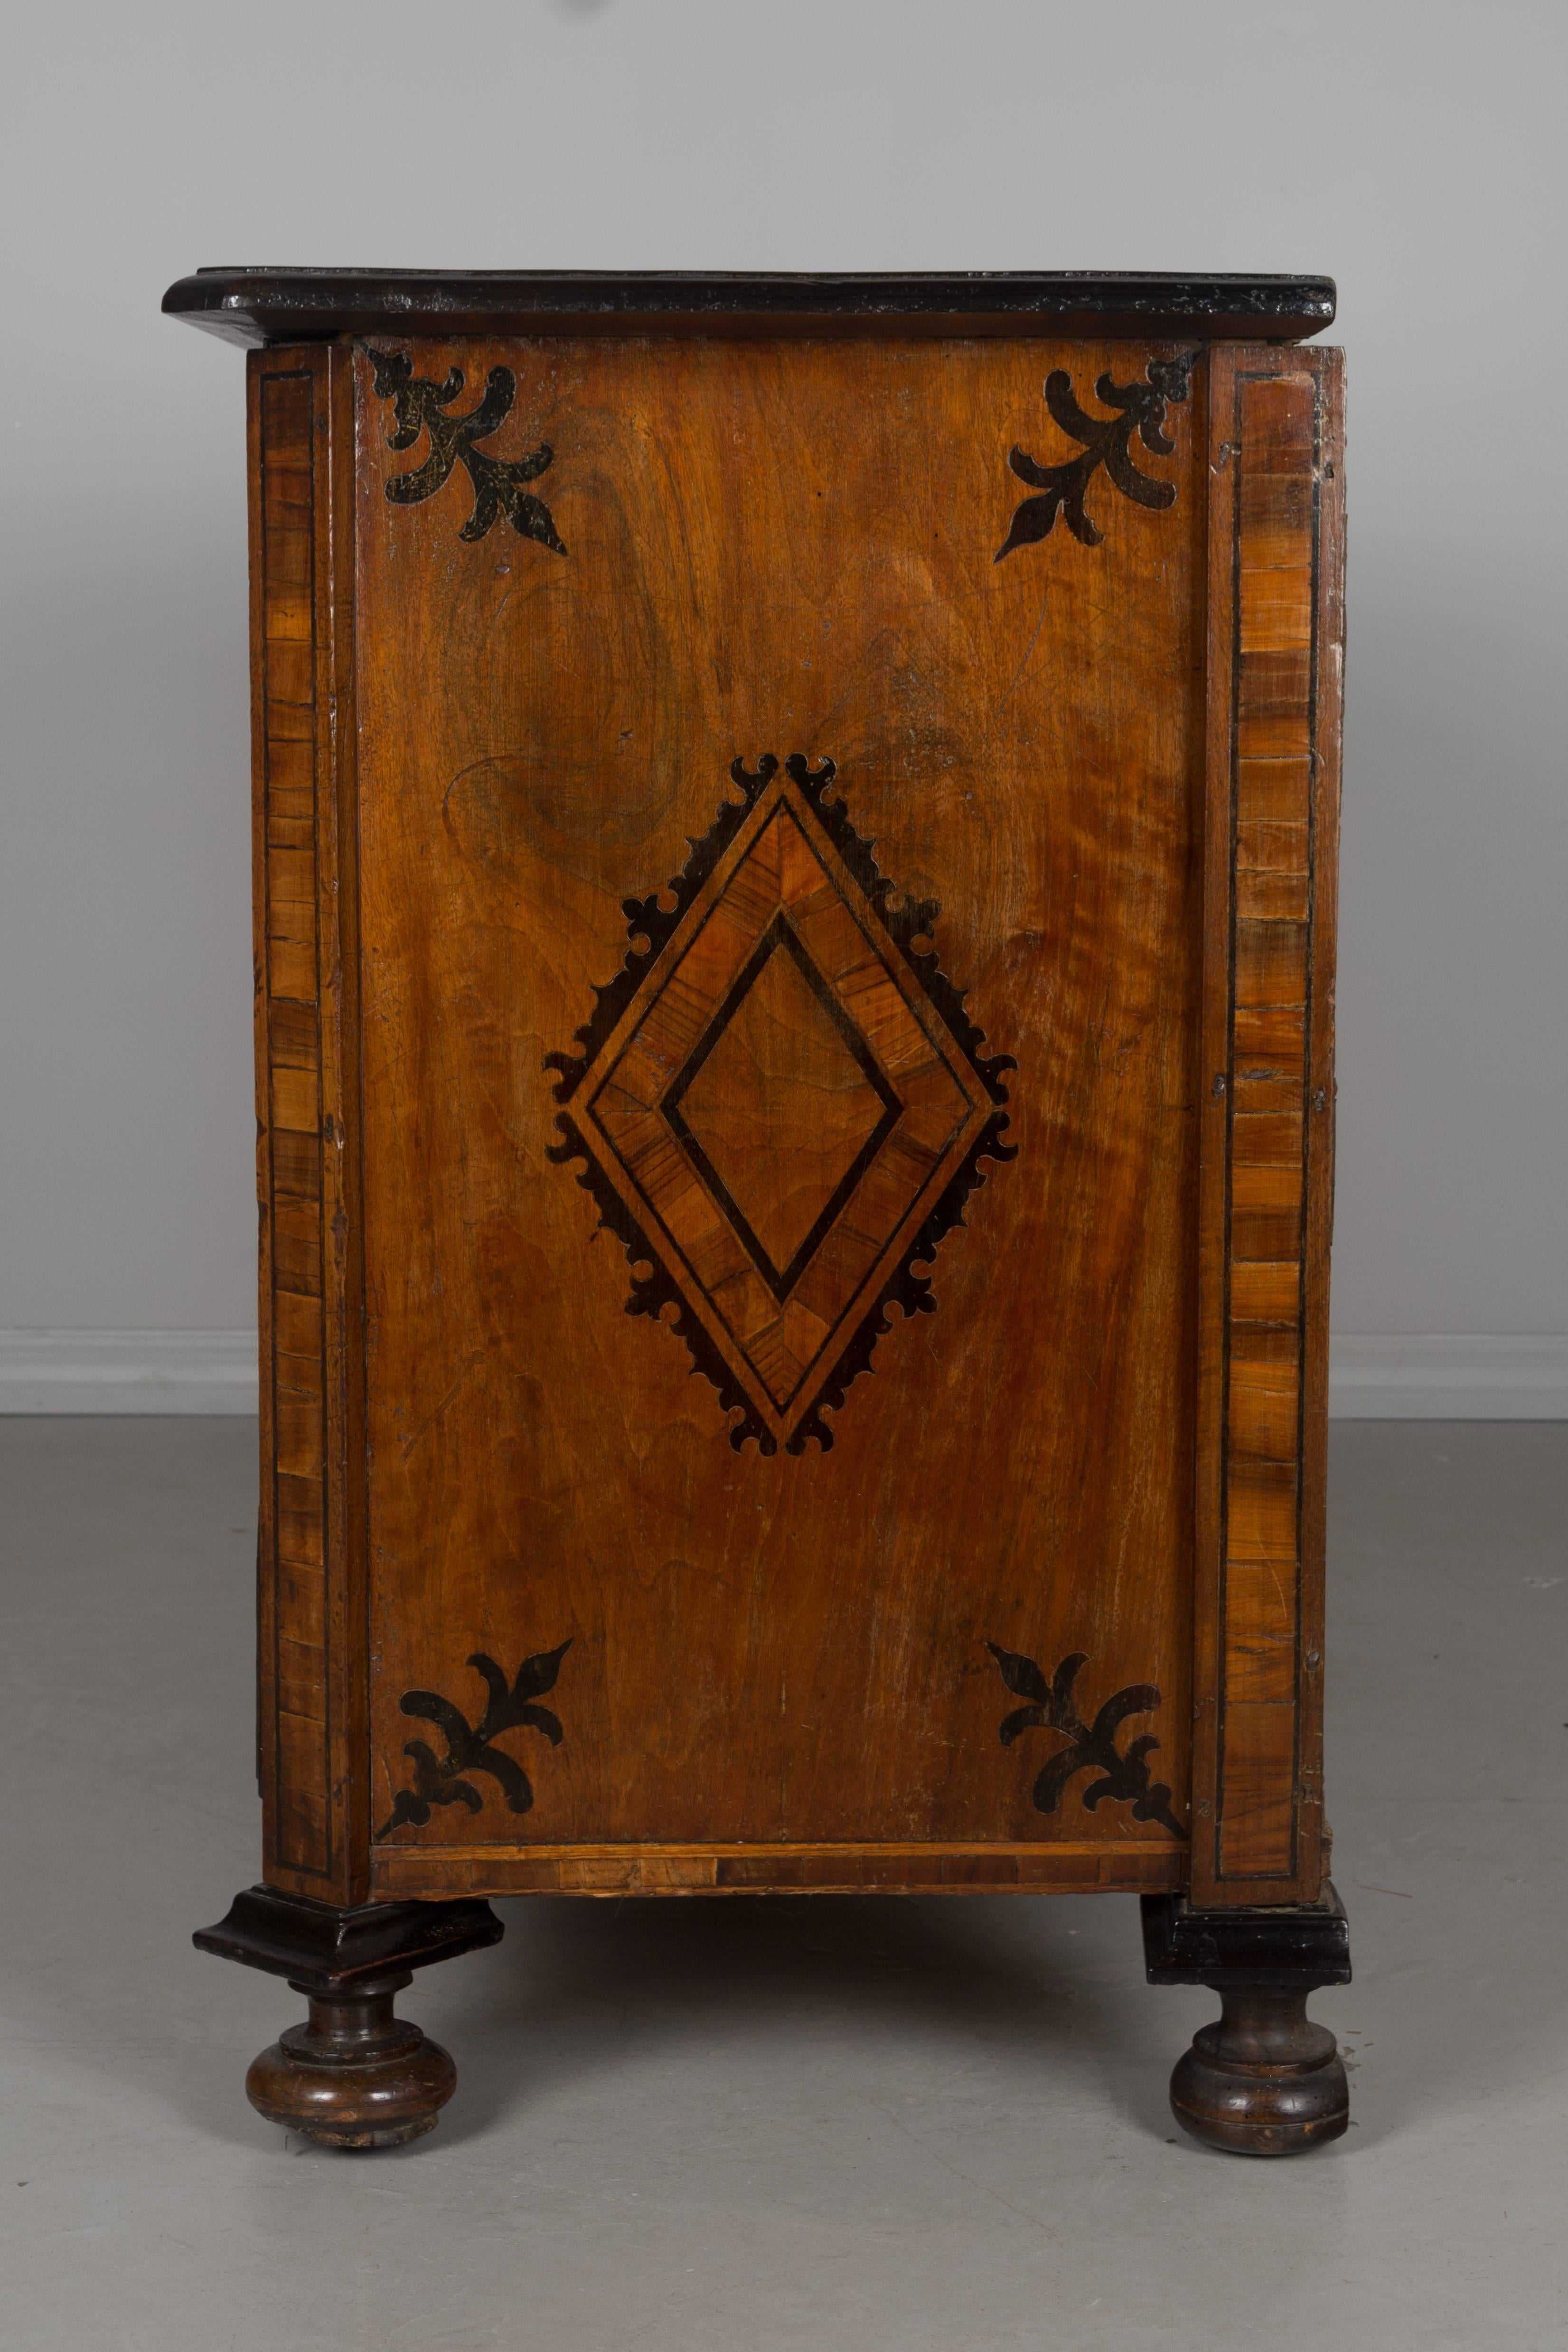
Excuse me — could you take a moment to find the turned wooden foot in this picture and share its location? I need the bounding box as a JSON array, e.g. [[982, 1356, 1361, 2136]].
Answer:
[[1169, 1985, 1348, 2155], [196, 1887, 502, 2150], [245, 1972, 455, 2148], [1142, 1882, 1351, 2157]]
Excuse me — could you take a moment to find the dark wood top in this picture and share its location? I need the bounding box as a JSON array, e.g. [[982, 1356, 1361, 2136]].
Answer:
[[163, 268, 1334, 348]]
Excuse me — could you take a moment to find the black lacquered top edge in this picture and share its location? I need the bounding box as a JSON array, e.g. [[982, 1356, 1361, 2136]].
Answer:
[[162, 268, 1335, 348]]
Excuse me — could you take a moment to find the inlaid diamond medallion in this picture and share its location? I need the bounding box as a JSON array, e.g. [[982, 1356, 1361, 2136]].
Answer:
[[666, 914, 902, 1303], [546, 754, 1016, 1454]]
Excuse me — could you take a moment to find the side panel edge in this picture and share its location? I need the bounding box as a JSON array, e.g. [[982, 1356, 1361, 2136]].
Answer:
[[253, 341, 367, 1903], [1192, 343, 1343, 1907]]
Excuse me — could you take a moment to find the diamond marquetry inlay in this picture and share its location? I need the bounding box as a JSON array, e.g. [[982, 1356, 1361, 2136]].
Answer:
[[667, 916, 901, 1297], [545, 754, 1016, 1454]]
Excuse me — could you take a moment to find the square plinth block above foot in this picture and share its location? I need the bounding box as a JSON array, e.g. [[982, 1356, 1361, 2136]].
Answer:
[[1142, 1882, 1351, 2155], [195, 1888, 504, 2148]]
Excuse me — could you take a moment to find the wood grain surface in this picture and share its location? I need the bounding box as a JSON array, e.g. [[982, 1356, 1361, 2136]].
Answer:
[[237, 328, 1343, 1906], [351, 335, 1205, 1871], [373, 1843, 1185, 1898]]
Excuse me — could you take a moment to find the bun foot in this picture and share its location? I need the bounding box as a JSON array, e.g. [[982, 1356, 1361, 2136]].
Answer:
[[1170, 1987, 1348, 2156], [196, 1887, 503, 2149], [1143, 1882, 1352, 2160], [246, 1974, 456, 2148]]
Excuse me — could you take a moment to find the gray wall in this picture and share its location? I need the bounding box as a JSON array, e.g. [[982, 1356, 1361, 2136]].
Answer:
[[3, 0, 1563, 1338]]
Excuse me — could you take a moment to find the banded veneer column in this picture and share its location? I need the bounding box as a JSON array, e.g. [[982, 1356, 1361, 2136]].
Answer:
[[249, 346, 366, 1900], [1192, 345, 1344, 1906]]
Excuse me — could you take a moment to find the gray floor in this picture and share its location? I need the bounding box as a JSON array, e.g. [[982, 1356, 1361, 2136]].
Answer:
[[0, 1421, 1563, 2351]]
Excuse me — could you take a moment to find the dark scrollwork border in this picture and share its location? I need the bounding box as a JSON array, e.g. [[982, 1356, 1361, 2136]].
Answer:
[[545, 1114, 774, 1455], [789, 1110, 1015, 1455], [781, 754, 1015, 1107], [545, 760, 774, 1107]]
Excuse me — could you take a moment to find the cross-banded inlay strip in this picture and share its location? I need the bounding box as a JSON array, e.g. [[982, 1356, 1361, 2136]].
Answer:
[[259, 368, 330, 1879], [1219, 368, 1320, 1883]]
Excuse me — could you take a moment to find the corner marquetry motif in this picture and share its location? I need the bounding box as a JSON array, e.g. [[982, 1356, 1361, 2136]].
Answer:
[[546, 753, 1015, 1455], [995, 351, 1197, 561], [366, 347, 566, 553], [377, 1642, 573, 1840], [986, 1644, 1182, 1835]]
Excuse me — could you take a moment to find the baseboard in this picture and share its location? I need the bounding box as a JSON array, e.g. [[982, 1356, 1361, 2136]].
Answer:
[[0, 1328, 1563, 1420], [1326, 1333, 1568, 1421], [0, 1330, 260, 1414]]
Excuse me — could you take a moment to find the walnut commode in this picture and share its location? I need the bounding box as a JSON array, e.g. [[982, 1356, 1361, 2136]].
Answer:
[[167, 268, 1348, 2157]]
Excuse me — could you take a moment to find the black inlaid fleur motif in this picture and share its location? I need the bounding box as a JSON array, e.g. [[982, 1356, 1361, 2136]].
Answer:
[[376, 1640, 572, 1839], [994, 351, 1198, 561], [366, 347, 566, 552], [985, 1643, 1182, 1834]]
